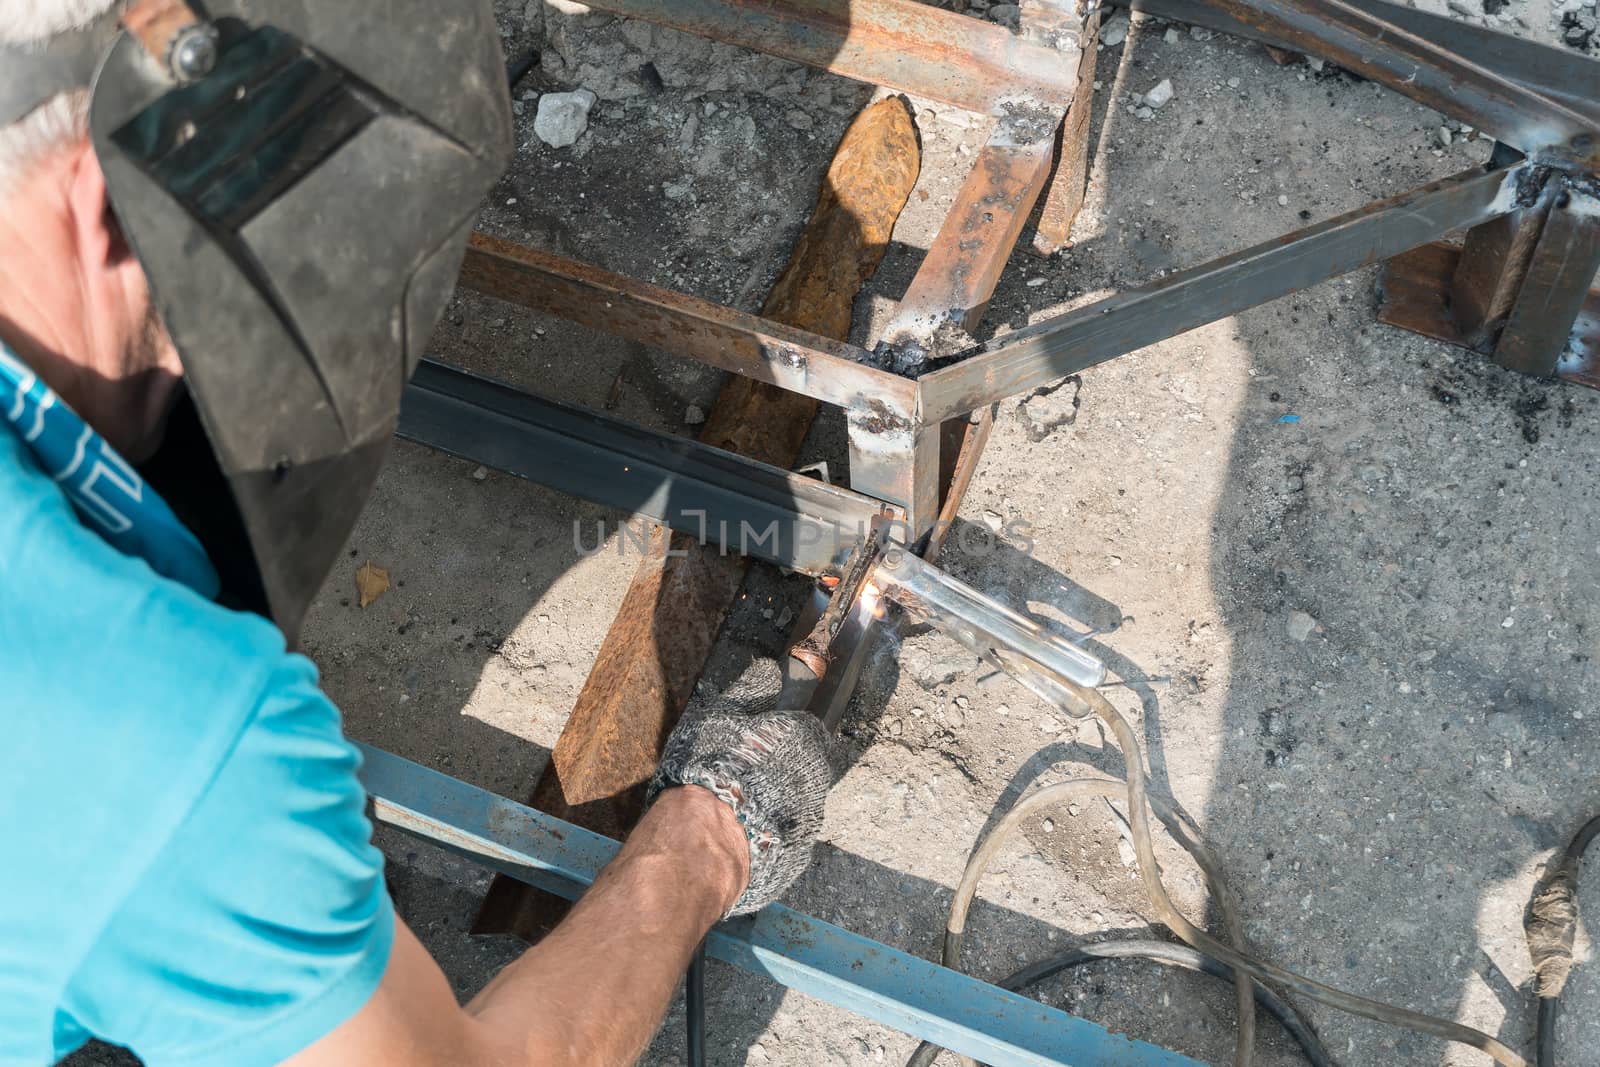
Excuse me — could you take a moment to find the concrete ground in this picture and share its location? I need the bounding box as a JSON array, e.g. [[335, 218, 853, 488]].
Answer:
[[71, 1, 1600, 1065]]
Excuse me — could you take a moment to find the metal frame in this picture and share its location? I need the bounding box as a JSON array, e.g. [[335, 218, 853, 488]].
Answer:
[[376, 2, 1600, 1062], [360, 743, 1199, 1066], [443, 0, 1600, 544]]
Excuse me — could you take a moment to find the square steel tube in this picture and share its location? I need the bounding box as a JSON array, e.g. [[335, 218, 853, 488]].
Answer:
[[399, 360, 897, 576], [358, 743, 1202, 1067], [916, 161, 1535, 423], [1135, 0, 1600, 129], [1201, 0, 1598, 166], [460, 232, 917, 427], [574, 0, 1084, 114]]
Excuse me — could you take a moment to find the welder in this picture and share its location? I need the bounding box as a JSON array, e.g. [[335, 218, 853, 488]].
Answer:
[[0, 3, 834, 1064]]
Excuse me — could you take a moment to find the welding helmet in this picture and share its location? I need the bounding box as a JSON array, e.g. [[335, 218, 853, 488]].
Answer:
[[0, 0, 512, 640]]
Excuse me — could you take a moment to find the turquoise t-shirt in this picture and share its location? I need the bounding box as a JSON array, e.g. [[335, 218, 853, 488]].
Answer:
[[0, 343, 394, 1066]]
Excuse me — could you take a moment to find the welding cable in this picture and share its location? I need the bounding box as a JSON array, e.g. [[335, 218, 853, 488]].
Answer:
[[686, 940, 708, 1067], [908, 681, 1531, 1067], [1530, 814, 1600, 1067], [907, 777, 1264, 1067], [905, 940, 1333, 1067], [1070, 681, 1529, 1067], [506, 48, 539, 90]]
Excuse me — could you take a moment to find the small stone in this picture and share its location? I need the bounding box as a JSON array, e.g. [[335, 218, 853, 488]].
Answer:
[[684, 404, 707, 425], [471, 466, 489, 482], [1307, 56, 1325, 72], [1436, 125, 1453, 147], [1227, 76, 1241, 88], [1277, 194, 1289, 206], [775, 605, 794, 629], [1164, 27, 1182, 44], [1502, 615, 1515, 628], [1190, 25, 1214, 40], [885, 718, 904, 737], [1042, 818, 1056, 833], [1144, 78, 1174, 109], [988, 3, 1021, 28], [1099, 15, 1129, 46], [1026, 276, 1047, 287], [954, 695, 971, 709], [1117, 837, 1138, 867], [1067, 804, 1081, 817], [785, 109, 814, 131], [907, 645, 973, 690], [1135, 106, 1155, 120], [1287, 610, 1317, 642], [533, 88, 598, 148]]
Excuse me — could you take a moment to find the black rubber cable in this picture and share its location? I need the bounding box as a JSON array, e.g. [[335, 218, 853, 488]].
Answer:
[[506, 48, 539, 91], [925, 777, 1263, 1067], [912, 680, 1528, 1067], [903, 940, 1335, 1067], [1534, 815, 1600, 1067], [687, 939, 708, 1067]]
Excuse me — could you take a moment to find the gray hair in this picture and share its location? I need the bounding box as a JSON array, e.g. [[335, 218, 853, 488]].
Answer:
[[0, 0, 119, 195]]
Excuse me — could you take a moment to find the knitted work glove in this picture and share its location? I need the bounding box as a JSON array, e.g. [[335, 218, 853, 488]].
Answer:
[[648, 664, 838, 915]]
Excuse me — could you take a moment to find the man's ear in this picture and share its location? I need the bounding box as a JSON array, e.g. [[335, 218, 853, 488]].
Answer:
[[65, 140, 134, 269]]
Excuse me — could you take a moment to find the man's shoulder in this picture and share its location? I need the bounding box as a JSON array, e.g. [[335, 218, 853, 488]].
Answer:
[[0, 427, 306, 1058], [0, 424, 283, 700]]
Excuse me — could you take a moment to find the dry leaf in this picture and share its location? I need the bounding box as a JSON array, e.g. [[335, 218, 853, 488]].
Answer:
[[355, 562, 390, 608]]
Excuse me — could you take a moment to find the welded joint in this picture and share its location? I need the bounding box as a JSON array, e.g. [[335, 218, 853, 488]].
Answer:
[[846, 395, 917, 446], [871, 317, 978, 375], [789, 531, 885, 684], [871, 543, 1108, 702], [989, 96, 1067, 148], [1561, 173, 1600, 214]]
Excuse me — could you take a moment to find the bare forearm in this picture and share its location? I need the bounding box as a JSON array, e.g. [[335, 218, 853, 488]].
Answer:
[[465, 787, 747, 1066]]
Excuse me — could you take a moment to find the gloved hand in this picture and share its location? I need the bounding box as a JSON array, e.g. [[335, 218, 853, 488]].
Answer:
[[648, 664, 838, 915]]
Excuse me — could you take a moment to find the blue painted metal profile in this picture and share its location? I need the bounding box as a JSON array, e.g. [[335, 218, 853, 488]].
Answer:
[[357, 744, 1199, 1067]]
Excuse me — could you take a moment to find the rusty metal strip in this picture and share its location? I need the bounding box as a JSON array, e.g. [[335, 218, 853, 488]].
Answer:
[[917, 161, 1532, 422], [1374, 242, 1470, 347], [1494, 183, 1600, 378], [1450, 161, 1561, 351], [472, 98, 922, 942], [880, 3, 1085, 351], [881, 126, 1061, 352], [1378, 240, 1600, 391], [856, 1, 1087, 537], [1025, 0, 1099, 257], [459, 232, 916, 423], [924, 408, 996, 564], [576, 0, 1082, 114], [1201, 0, 1599, 166]]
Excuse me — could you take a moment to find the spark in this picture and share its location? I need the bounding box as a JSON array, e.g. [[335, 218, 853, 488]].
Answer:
[[860, 579, 886, 619]]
